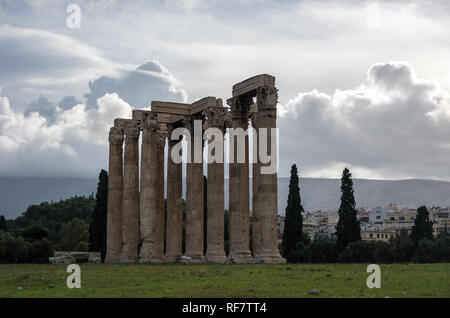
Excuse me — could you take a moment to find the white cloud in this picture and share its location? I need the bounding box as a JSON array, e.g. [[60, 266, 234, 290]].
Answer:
[[85, 61, 187, 109], [278, 61, 450, 180], [0, 92, 132, 177], [1, 1, 450, 180]]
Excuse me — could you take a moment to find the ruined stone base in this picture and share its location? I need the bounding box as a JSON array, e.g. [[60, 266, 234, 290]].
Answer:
[[253, 250, 286, 264], [53, 251, 102, 264], [227, 250, 253, 264]]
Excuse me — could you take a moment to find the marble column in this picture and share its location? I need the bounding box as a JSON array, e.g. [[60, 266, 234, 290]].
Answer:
[[105, 126, 124, 263], [253, 86, 286, 264], [227, 96, 253, 263], [152, 123, 167, 263], [139, 115, 157, 263], [120, 123, 140, 262], [205, 107, 228, 263], [251, 117, 260, 256], [164, 127, 183, 262], [185, 118, 205, 262]]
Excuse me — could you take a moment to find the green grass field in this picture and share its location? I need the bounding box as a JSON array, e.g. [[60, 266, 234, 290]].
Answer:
[[0, 263, 448, 298]]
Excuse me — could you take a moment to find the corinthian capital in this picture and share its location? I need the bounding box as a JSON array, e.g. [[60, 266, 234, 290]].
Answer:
[[257, 86, 278, 111], [109, 127, 124, 145], [156, 123, 168, 148], [124, 124, 140, 141], [228, 95, 252, 120], [203, 107, 231, 132], [143, 114, 157, 132]]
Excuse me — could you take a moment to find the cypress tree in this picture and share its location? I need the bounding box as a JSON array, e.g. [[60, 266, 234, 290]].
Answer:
[[282, 164, 304, 260], [411, 206, 433, 246], [335, 168, 361, 251], [89, 169, 108, 261], [0, 215, 7, 232]]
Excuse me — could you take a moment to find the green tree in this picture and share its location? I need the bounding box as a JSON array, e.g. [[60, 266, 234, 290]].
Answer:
[[21, 224, 49, 242], [58, 218, 89, 251], [282, 164, 304, 261], [89, 169, 108, 261], [335, 168, 361, 251], [411, 206, 434, 246], [0, 215, 7, 232]]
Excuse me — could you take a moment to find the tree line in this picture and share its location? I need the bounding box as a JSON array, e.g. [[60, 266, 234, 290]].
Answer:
[[1, 166, 449, 264], [281, 164, 450, 263], [0, 170, 223, 263], [0, 172, 102, 263]]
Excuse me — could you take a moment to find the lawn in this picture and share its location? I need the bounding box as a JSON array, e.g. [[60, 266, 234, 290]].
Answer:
[[0, 263, 448, 298]]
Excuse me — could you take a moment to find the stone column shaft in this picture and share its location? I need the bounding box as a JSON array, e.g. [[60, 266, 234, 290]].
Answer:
[[253, 87, 285, 264], [205, 136, 227, 263], [252, 126, 260, 255], [120, 125, 140, 262], [165, 137, 183, 262], [228, 110, 253, 263], [105, 127, 123, 263], [139, 118, 157, 263], [152, 126, 166, 262], [185, 123, 205, 262]]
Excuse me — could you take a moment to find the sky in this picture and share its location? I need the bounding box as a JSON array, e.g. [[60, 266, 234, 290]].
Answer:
[[0, 0, 449, 180]]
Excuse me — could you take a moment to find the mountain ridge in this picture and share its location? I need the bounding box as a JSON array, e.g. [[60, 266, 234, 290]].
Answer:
[[1, 176, 449, 219]]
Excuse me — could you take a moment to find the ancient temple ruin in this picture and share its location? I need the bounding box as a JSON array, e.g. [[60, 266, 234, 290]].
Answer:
[[105, 74, 285, 264]]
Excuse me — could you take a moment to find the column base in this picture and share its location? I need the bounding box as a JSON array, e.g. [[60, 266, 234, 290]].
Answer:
[[184, 253, 205, 263], [104, 253, 121, 263], [138, 242, 152, 263], [227, 250, 253, 264], [119, 255, 138, 263], [253, 250, 286, 264], [163, 254, 182, 263], [205, 252, 227, 264], [138, 256, 153, 263], [150, 258, 163, 264]]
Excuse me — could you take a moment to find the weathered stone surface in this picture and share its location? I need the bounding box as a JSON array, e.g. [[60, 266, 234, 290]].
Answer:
[[252, 128, 260, 256], [204, 107, 228, 263], [120, 124, 140, 263], [185, 118, 205, 263], [164, 128, 183, 262], [227, 96, 253, 264], [139, 115, 157, 263], [252, 86, 285, 264], [52, 256, 74, 264], [105, 126, 123, 263], [151, 123, 167, 263], [106, 74, 283, 265], [53, 252, 100, 264], [88, 252, 102, 263], [232, 74, 275, 97]]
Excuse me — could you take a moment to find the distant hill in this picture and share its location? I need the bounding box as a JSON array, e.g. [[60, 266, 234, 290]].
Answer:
[[0, 177, 97, 219], [1, 176, 450, 219]]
